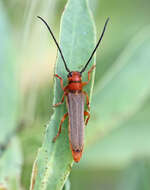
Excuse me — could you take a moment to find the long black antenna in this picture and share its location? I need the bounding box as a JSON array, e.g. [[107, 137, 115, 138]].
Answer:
[[80, 17, 110, 73], [37, 16, 70, 73]]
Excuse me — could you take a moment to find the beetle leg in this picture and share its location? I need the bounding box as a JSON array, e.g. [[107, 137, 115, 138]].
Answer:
[[84, 111, 90, 126], [82, 65, 96, 87], [82, 91, 90, 111], [53, 113, 68, 142], [53, 92, 67, 107], [54, 74, 68, 91]]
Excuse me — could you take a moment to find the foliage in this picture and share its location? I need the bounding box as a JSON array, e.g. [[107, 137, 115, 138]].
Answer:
[[0, 2, 22, 190], [1, 0, 150, 189], [30, 0, 96, 189]]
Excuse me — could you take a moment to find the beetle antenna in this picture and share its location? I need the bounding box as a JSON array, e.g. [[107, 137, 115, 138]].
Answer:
[[37, 16, 70, 73], [80, 17, 110, 73]]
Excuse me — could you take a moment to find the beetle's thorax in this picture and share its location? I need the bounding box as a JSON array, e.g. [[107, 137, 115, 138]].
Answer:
[[67, 71, 82, 93]]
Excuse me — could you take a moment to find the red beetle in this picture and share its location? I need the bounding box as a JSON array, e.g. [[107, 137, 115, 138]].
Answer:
[[38, 16, 109, 162]]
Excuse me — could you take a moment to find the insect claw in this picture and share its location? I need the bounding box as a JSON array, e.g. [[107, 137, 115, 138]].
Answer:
[[52, 137, 56, 143], [53, 103, 62, 107], [85, 120, 88, 126]]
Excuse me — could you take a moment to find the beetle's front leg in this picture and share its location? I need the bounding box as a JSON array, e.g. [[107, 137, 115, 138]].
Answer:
[[54, 74, 66, 90], [54, 74, 68, 107], [82, 65, 96, 87]]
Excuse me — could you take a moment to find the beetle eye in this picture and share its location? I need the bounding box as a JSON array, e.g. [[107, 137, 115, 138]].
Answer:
[[68, 72, 72, 77]]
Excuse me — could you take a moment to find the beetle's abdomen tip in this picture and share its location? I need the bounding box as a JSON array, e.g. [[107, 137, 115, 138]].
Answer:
[[72, 149, 82, 163]]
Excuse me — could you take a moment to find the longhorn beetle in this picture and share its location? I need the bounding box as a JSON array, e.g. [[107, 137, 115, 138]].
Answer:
[[37, 16, 109, 162]]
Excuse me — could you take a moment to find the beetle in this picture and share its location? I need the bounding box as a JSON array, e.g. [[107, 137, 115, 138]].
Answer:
[[37, 16, 109, 162]]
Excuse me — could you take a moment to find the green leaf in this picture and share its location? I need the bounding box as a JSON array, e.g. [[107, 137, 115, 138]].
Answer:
[[0, 2, 22, 189], [0, 138, 22, 190], [80, 25, 150, 168], [82, 101, 150, 168], [117, 158, 150, 190], [31, 0, 96, 189], [86, 25, 150, 145], [63, 179, 71, 190], [0, 2, 18, 144]]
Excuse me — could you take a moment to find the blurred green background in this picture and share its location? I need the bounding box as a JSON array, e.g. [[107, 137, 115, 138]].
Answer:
[[1, 0, 150, 189]]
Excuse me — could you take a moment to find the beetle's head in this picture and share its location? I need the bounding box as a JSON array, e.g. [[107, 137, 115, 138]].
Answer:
[[67, 71, 82, 81]]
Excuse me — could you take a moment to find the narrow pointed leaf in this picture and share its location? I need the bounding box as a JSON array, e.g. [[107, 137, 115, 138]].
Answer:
[[31, 0, 96, 189]]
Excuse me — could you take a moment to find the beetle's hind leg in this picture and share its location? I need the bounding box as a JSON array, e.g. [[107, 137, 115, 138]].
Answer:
[[84, 111, 90, 126], [53, 113, 68, 142]]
